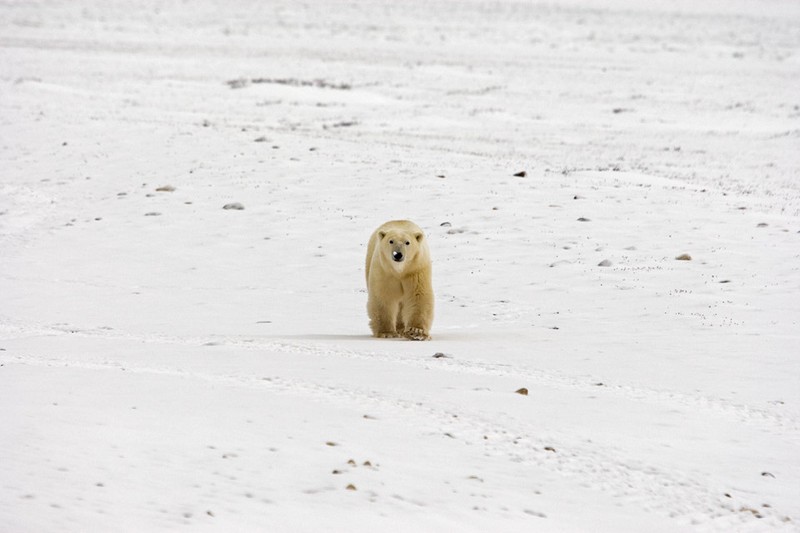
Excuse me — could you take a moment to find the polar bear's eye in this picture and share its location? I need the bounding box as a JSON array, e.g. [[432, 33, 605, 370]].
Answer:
[[405, 241, 410, 246], [389, 240, 394, 244]]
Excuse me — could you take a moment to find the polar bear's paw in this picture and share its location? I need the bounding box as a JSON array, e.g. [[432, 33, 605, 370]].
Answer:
[[403, 327, 430, 341], [375, 331, 401, 338]]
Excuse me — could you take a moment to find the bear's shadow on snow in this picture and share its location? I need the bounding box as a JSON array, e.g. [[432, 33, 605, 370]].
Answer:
[[279, 334, 378, 341], [277, 332, 484, 342]]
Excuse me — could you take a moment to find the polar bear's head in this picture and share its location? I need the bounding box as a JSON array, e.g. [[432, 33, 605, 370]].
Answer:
[[378, 227, 425, 272]]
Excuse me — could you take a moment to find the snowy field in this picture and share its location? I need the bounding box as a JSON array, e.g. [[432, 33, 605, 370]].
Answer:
[[2, 0, 799, 531]]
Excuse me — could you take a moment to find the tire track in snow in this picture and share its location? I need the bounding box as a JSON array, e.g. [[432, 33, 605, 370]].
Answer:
[[281, 338, 799, 433], [1, 350, 793, 530], [1, 320, 797, 433]]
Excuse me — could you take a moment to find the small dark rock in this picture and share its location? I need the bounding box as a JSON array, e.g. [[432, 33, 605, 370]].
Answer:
[[222, 203, 245, 210], [513, 171, 527, 177], [676, 253, 692, 261], [432, 352, 449, 359], [515, 388, 529, 396], [325, 120, 358, 129], [577, 217, 590, 222], [227, 78, 249, 89]]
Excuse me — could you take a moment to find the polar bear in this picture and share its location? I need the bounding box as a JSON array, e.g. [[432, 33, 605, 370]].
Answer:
[[366, 220, 434, 340]]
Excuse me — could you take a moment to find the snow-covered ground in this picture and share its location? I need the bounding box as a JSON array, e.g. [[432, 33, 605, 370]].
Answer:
[[2, 1, 799, 531]]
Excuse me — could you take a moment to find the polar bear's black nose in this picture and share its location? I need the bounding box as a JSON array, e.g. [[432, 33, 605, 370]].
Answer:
[[392, 251, 404, 262]]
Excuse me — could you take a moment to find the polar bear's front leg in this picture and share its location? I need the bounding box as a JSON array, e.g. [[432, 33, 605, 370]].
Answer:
[[400, 272, 433, 341], [368, 296, 400, 338]]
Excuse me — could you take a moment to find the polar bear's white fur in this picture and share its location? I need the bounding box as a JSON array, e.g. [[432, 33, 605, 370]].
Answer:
[[365, 220, 433, 340]]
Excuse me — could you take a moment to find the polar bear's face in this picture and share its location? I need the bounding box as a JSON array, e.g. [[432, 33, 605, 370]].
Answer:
[[379, 229, 423, 272]]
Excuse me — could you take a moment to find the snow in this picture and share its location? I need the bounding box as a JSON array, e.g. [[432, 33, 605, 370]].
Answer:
[[1, 0, 799, 531]]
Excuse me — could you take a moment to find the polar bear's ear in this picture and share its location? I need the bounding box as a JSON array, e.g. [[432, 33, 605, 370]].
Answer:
[[415, 232, 424, 242], [379, 231, 387, 239]]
